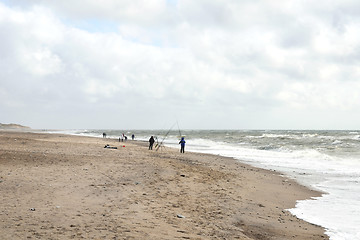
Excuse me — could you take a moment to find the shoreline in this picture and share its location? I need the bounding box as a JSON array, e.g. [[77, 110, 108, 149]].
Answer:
[[0, 131, 328, 239]]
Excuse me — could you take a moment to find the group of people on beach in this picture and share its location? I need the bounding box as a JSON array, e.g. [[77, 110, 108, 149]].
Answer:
[[148, 136, 186, 153], [103, 133, 135, 141], [119, 134, 127, 142], [103, 132, 185, 153]]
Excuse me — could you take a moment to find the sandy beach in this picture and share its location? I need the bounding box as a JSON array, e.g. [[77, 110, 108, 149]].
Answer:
[[0, 131, 328, 239]]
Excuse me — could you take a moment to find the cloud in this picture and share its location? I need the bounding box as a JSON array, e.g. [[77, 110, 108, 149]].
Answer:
[[1, 0, 360, 129]]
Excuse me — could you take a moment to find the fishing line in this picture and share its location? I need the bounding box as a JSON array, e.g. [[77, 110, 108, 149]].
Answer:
[[176, 120, 182, 138], [155, 122, 176, 151]]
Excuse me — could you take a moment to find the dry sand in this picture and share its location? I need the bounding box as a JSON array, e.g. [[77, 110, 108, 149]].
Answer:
[[0, 131, 328, 239]]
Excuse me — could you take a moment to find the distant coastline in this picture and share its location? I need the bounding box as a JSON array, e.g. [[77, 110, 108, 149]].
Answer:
[[0, 123, 31, 129]]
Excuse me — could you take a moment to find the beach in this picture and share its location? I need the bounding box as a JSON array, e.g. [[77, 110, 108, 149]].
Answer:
[[0, 131, 328, 239]]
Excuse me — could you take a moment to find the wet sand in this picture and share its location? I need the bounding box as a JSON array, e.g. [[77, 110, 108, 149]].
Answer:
[[0, 131, 328, 239]]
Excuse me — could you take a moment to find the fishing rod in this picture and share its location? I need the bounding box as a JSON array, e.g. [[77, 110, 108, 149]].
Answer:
[[176, 120, 182, 138], [155, 122, 176, 151]]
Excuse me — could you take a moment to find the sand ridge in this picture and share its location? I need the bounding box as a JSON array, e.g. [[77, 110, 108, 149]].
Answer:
[[0, 131, 328, 239]]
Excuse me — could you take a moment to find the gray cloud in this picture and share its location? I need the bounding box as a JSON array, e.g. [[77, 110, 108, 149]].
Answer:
[[1, 1, 360, 129]]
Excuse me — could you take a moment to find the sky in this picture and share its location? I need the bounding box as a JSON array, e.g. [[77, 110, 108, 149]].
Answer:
[[1, 0, 360, 130]]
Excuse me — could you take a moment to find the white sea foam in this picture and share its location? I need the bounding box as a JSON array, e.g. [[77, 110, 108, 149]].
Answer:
[[181, 137, 360, 240]]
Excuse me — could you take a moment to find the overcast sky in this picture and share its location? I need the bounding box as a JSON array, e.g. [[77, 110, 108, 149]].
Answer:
[[1, 0, 360, 130]]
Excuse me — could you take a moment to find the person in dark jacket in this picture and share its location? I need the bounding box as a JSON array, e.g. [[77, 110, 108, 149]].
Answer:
[[179, 137, 186, 153], [149, 136, 155, 150]]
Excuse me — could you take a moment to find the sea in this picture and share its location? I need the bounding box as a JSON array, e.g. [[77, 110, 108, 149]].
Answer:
[[44, 129, 360, 240]]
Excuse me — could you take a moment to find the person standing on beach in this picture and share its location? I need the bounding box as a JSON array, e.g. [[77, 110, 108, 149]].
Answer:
[[103, 133, 106, 138], [179, 137, 186, 153], [132, 134, 135, 140], [149, 136, 155, 150]]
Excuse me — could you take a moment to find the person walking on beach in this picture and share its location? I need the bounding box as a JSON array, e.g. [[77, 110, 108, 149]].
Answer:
[[132, 134, 135, 140], [103, 132, 106, 138], [149, 136, 155, 150], [179, 137, 186, 153]]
